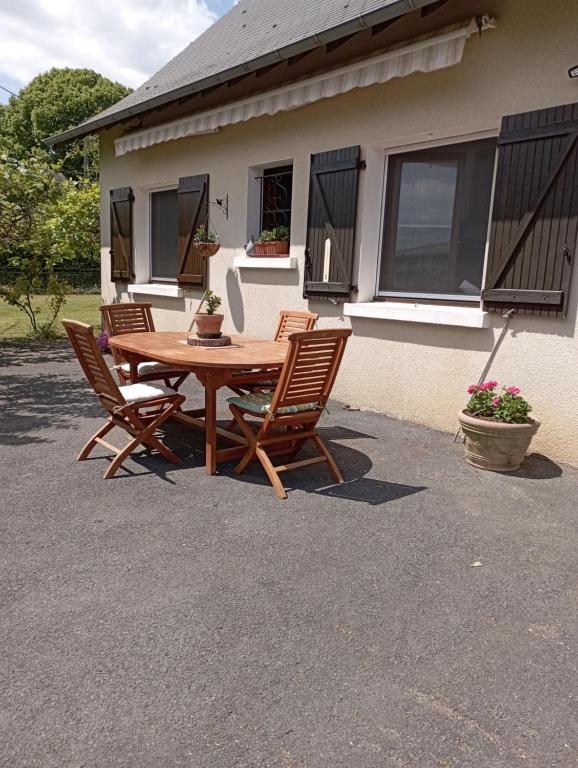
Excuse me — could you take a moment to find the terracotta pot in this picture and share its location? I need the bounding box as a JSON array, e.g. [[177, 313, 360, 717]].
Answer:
[[458, 410, 540, 472], [254, 240, 289, 257], [194, 313, 224, 336]]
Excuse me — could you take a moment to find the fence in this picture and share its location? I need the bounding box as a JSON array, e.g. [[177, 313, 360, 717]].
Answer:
[[0, 266, 101, 294]]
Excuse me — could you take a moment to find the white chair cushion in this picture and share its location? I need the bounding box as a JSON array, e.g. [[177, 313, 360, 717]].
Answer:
[[119, 360, 182, 376], [119, 382, 178, 404]]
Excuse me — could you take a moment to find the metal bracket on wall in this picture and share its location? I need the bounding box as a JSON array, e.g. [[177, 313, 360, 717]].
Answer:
[[210, 194, 229, 219]]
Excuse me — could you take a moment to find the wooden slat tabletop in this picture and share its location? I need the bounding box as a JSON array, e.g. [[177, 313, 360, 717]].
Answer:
[[108, 331, 288, 370]]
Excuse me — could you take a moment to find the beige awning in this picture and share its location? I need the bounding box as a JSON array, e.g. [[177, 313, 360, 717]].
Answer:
[[115, 17, 495, 157]]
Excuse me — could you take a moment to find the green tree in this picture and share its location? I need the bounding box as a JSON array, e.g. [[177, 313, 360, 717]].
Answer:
[[0, 153, 101, 338], [0, 68, 130, 178]]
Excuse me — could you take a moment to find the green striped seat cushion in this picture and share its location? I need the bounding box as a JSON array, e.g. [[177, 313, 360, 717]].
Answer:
[[227, 391, 319, 416]]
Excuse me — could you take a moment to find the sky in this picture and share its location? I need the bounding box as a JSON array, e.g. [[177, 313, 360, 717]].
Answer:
[[0, 0, 236, 104]]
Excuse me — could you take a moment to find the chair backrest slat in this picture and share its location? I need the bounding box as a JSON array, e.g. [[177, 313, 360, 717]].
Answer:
[[62, 320, 123, 405], [273, 310, 318, 342], [270, 328, 352, 413], [101, 302, 154, 336], [100, 303, 155, 367]]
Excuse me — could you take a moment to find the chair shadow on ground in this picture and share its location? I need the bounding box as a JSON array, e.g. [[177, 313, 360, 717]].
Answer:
[[0, 370, 102, 446], [87, 421, 426, 505], [159, 422, 425, 506]]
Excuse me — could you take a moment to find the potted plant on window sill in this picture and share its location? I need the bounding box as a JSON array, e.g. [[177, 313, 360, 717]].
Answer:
[[254, 225, 290, 257], [458, 381, 539, 471], [193, 226, 220, 259], [194, 289, 224, 336]]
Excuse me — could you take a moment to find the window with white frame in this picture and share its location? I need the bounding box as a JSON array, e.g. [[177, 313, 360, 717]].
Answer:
[[378, 138, 496, 301], [150, 188, 178, 281], [248, 162, 293, 241], [260, 165, 293, 233]]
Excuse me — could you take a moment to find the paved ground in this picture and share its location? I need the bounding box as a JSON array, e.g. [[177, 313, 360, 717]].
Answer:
[[1, 341, 577, 768]]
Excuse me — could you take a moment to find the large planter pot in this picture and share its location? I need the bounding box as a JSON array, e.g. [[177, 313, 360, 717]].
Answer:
[[254, 241, 289, 257], [458, 410, 540, 472], [194, 313, 224, 336]]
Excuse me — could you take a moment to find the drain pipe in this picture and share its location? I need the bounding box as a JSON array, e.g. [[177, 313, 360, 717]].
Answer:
[[188, 289, 209, 333], [453, 308, 516, 443]]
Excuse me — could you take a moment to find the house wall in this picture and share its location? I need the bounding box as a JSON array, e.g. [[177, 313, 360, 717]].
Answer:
[[99, 0, 578, 468]]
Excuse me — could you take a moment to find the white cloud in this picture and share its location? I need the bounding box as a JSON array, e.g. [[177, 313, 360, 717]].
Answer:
[[0, 0, 218, 93]]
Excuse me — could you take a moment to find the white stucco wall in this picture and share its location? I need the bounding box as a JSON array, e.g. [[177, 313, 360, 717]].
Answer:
[[99, 0, 578, 467]]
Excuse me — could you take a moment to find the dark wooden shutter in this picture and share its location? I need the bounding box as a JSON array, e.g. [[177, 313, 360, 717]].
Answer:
[[177, 174, 208, 286], [482, 103, 578, 317], [304, 146, 363, 301], [110, 187, 134, 282]]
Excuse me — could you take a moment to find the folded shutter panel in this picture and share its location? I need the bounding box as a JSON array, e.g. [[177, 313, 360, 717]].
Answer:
[[177, 174, 209, 286], [304, 146, 362, 301], [110, 187, 134, 282], [482, 103, 578, 317]]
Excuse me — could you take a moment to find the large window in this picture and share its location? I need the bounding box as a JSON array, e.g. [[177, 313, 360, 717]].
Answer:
[[260, 165, 293, 233], [150, 189, 178, 280], [379, 138, 496, 300]]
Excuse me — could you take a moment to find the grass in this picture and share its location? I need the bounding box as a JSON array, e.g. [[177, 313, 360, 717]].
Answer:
[[0, 294, 101, 341]]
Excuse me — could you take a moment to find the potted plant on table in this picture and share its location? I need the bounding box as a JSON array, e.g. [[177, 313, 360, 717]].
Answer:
[[194, 289, 224, 336], [193, 225, 220, 258], [458, 381, 539, 471], [254, 225, 290, 256]]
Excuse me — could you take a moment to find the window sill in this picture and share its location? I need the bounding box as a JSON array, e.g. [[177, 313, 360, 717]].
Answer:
[[128, 283, 184, 298], [233, 255, 298, 270], [344, 301, 490, 328]]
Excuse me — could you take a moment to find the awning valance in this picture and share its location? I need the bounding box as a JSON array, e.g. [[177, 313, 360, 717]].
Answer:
[[115, 17, 495, 157]]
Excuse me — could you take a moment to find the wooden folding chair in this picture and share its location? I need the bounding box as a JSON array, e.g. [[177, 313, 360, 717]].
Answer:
[[100, 302, 189, 390], [227, 328, 352, 499], [228, 309, 319, 394], [63, 320, 185, 479], [273, 310, 319, 342]]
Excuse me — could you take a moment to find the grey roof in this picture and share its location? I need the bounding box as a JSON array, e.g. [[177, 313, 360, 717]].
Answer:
[[48, 0, 435, 145]]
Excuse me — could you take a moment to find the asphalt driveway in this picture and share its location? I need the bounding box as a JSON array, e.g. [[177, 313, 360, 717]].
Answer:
[[1, 341, 577, 768]]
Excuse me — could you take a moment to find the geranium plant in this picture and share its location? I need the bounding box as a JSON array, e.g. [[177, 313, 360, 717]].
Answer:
[[465, 381, 532, 424], [257, 225, 289, 243]]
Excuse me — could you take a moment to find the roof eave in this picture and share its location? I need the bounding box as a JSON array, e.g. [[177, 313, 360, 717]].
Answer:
[[46, 0, 436, 148]]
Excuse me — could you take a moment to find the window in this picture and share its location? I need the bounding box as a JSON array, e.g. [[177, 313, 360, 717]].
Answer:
[[260, 165, 293, 233], [150, 189, 178, 280], [379, 138, 496, 300]]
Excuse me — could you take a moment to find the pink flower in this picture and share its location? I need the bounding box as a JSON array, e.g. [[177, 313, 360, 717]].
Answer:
[[505, 386, 521, 396], [479, 380, 498, 392], [492, 397, 502, 408], [467, 384, 478, 394]]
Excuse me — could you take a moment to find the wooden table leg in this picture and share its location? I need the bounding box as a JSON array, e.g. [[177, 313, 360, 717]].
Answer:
[[204, 378, 217, 475], [122, 351, 141, 383], [197, 370, 232, 475]]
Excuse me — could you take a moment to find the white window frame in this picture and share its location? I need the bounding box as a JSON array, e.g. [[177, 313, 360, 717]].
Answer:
[[247, 159, 294, 243], [355, 130, 499, 305]]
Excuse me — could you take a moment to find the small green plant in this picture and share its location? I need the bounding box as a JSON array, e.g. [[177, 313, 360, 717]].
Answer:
[[257, 225, 289, 243], [194, 225, 217, 243], [203, 289, 222, 315], [465, 381, 532, 424], [0, 263, 71, 339]]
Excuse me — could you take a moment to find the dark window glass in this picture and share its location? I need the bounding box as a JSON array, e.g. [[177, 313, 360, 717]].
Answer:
[[379, 138, 496, 297], [151, 189, 178, 280], [261, 165, 293, 233]]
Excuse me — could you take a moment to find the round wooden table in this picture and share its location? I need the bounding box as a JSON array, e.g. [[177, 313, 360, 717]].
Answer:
[[108, 331, 288, 474]]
